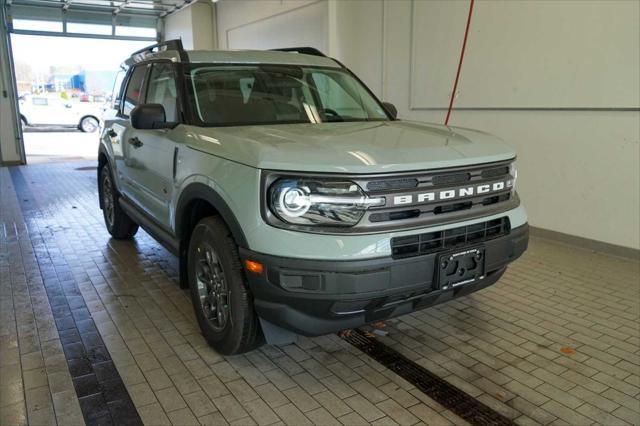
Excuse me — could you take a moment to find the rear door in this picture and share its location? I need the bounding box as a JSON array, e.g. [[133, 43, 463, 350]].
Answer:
[[123, 62, 180, 228]]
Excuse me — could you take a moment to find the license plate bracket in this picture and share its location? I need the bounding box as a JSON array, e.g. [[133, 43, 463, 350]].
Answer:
[[437, 247, 485, 290]]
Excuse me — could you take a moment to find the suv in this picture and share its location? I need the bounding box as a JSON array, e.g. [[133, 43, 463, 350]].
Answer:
[[19, 95, 102, 133], [98, 41, 528, 354]]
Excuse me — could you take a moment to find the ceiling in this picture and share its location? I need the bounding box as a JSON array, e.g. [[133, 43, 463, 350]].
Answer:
[[6, 0, 195, 18]]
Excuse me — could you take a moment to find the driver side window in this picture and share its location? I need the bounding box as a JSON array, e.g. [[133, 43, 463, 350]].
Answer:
[[146, 63, 178, 122], [123, 65, 146, 117]]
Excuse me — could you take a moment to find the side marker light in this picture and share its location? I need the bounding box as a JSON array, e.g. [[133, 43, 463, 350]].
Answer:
[[245, 260, 264, 275]]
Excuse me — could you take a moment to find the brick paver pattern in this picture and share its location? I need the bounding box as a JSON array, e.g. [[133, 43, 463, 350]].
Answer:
[[1, 162, 638, 426]]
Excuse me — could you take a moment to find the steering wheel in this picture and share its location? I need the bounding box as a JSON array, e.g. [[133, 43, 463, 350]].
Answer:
[[323, 108, 344, 121]]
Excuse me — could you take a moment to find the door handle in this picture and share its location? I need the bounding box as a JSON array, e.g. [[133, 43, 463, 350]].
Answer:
[[106, 128, 117, 138], [128, 137, 143, 148]]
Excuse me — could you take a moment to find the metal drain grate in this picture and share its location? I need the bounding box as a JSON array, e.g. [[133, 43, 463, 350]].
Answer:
[[342, 329, 516, 426]]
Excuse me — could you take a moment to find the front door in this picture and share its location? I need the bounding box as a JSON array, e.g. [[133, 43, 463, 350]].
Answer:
[[112, 64, 148, 205], [121, 62, 180, 229]]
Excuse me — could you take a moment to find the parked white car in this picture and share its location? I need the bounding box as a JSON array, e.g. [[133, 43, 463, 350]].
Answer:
[[19, 95, 104, 133]]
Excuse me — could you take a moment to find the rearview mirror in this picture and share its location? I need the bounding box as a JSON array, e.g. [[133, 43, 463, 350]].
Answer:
[[131, 104, 177, 130], [382, 102, 397, 119]]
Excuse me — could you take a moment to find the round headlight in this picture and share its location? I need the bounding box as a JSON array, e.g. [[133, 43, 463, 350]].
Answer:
[[279, 186, 311, 217]]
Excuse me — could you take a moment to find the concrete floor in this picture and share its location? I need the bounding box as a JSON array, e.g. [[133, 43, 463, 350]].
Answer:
[[1, 161, 638, 426], [23, 129, 99, 164]]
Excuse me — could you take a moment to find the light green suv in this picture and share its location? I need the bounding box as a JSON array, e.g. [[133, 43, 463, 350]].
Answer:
[[98, 40, 528, 354]]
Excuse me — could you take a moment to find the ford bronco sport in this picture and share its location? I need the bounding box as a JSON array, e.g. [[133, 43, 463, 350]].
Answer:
[[98, 40, 529, 354]]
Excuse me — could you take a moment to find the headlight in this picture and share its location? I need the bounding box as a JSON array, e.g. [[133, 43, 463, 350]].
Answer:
[[509, 163, 518, 190], [269, 178, 385, 226]]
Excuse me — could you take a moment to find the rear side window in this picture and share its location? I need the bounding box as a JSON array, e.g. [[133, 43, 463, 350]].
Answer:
[[146, 63, 178, 122], [123, 66, 146, 117]]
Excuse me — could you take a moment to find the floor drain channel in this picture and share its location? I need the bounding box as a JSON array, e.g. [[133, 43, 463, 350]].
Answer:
[[342, 329, 516, 426]]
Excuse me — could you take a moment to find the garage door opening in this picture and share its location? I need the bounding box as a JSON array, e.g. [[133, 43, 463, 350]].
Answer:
[[11, 33, 150, 164]]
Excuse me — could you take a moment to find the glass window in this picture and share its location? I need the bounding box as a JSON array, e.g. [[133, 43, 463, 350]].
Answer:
[[67, 23, 112, 35], [12, 19, 63, 32], [146, 63, 178, 122], [187, 65, 389, 126], [111, 69, 127, 110], [311, 72, 371, 120], [123, 66, 146, 117], [115, 26, 156, 38]]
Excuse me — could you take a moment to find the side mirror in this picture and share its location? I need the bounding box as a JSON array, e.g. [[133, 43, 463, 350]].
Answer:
[[131, 104, 176, 129], [382, 102, 397, 119]]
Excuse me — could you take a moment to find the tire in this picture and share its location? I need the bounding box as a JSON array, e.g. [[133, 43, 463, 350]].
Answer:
[[188, 216, 263, 355], [100, 164, 138, 239], [79, 116, 99, 133]]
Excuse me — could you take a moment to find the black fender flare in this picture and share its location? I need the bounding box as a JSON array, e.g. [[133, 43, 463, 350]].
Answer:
[[175, 182, 249, 249]]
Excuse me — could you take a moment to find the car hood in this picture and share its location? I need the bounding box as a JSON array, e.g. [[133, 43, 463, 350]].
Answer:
[[180, 120, 516, 174]]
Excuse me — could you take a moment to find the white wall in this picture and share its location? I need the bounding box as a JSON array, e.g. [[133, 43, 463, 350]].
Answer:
[[345, 0, 640, 250], [210, 0, 640, 250], [165, 5, 194, 48], [0, 12, 22, 165], [216, 0, 327, 52], [164, 0, 215, 50]]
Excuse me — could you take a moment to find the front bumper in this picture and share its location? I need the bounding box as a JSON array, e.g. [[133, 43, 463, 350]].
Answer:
[[241, 223, 529, 336]]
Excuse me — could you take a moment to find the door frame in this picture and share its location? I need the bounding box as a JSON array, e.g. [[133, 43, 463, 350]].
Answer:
[[0, 2, 161, 165], [1, 7, 26, 165]]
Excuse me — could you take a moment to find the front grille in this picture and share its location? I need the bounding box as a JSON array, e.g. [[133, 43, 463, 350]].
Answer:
[[391, 217, 511, 259], [350, 159, 518, 232], [432, 172, 471, 186], [481, 166, 510, 179], [366, 178, 418, 192]]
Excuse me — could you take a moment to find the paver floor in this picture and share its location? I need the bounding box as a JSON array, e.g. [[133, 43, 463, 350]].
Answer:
[[1, 161, 638, 426]]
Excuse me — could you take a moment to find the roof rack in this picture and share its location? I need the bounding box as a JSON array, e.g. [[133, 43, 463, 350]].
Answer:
[[270, 47, 327, 57]]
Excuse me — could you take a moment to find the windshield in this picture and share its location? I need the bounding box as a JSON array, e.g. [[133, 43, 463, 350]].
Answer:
[[187, 65, 390, 126]]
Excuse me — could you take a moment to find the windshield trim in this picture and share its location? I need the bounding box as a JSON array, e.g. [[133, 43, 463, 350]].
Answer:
[[184, 63, 394, 128]]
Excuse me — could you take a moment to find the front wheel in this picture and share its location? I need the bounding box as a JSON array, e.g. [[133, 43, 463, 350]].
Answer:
[[79, 116, 99, 133], [188, 216, 263, 355], [100, 164, 138, 239]]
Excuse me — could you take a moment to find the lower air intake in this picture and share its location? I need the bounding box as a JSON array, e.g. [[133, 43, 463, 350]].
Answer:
[[391, 217, 511, 259]]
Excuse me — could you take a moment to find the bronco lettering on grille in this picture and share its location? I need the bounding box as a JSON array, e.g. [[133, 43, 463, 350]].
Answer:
[[391, 179, 513, 207]]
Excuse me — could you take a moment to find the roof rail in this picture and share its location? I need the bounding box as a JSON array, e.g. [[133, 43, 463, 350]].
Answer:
[[131, 39, 185, 57], [270, 47, 326, 57], [127, 39, 187, 65]]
